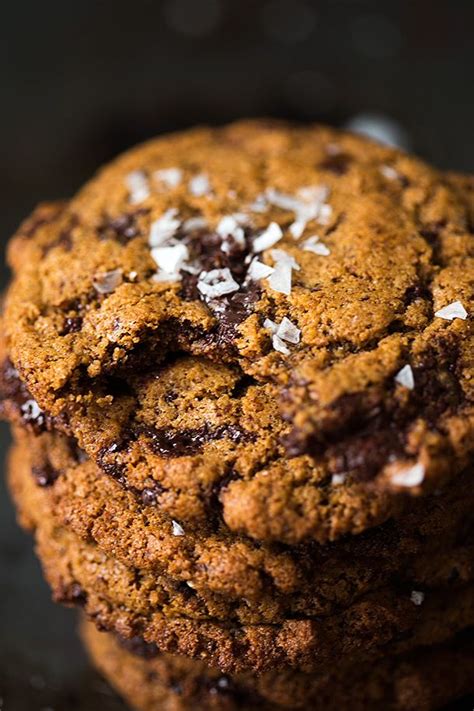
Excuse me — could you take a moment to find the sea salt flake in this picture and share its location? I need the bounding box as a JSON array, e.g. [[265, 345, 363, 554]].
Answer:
[[395, 364, 415, 390], [270, 249, 301, 271], [172, 520, 185, 536], [252, 222, 283, 252], [180, 263, 200, 275], [410, 590, 425, 606], [380, 164, 399, 181], [93, 269, 123, 294], [249, 194, 269, 213], [152, 270, 181, 283], [331, 473, 346, 486], [268, 261, 292, 295], [266, 250, 301, 296], [217, 216, 246, 250], [189, 173, 211, 197], [128, 271, 138, 281], [151, 243, 189, 274], [391, 462, 425, 487], [125, 170, 150, 204], [263, 318, 278, 334], [265, 317, 300, 355], [318, 203, 333, 225], [297, 185, 330, 204], [149, 208, 181, 247], [217, 215, 239, 237], [272, 334, 290, 355], [267, 185, 331, 238], [268, 185, 329, 214], [154, 167, 183, 189], [434, 300, 468, 321], [182, 216, 208, 232], [247, 259, 274, 281], [289, 219, 307, 239], [266, 188, 302, 213], [197, 268, 239, 299], [276, 317, 301, 344], [231, 212, 250, 225], [303, 236, 330, 256]]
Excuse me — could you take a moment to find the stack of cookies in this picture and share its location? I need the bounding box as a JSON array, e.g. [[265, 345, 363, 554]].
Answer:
[[1, 120, 473, 710]]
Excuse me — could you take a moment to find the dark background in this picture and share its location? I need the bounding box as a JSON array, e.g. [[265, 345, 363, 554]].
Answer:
[[1, 1, 473, 708]]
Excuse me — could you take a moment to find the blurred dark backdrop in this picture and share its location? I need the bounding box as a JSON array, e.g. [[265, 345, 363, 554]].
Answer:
[[1, 1, 473, 708]]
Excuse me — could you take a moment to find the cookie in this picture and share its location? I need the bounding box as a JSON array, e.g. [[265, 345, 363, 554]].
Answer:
[[0, 345, 398, 544], [2, 120, 473, 544], [82, 620, 474, 711], [12, 426, 474, 624], [9, 444, 474, 674]]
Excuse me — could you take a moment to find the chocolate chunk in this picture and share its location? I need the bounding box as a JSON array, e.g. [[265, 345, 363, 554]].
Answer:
[[216, 283, 261, 338], [170, 681, 183, 695], [0, 359, 50, 433], [55, 582, 88, 607], [180, 227, 248, 293], [61, 316, 83, 334], [97, 442, 129, 486], [99, 209, 149, 244], [179, 271, 200, 301], [67, 439, 89, 464], [0, 359, 30, 407], [21, 208, 60, 239], [284, 336, 464, 482], [205, 674, 260, 705], [117, 634, 160, 659], [208, 675, 235, 695], [42, 215, 78, 255], [179, 227, 260, 345], [32, 463, 60, 487], [319, 153, 352, 175], [140, 423, 253, 458], [140, 484, 165, 506]]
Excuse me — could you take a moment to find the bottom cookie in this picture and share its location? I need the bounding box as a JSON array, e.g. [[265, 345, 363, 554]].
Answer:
[[81, 620, 474, 711]]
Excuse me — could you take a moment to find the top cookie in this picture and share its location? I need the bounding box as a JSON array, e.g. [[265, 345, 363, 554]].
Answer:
[[2, 120, 473, 543]]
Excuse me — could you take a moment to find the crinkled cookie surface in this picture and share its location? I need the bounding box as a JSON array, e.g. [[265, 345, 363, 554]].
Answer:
[[2, 120, 473, 543]]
